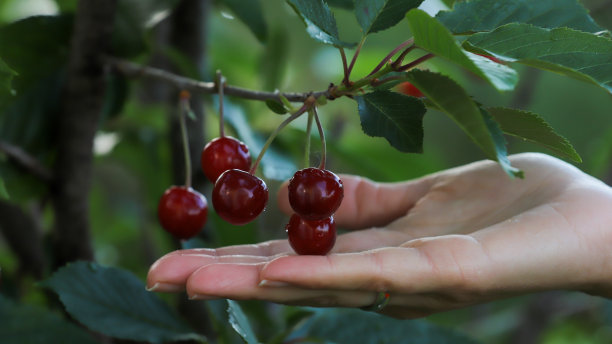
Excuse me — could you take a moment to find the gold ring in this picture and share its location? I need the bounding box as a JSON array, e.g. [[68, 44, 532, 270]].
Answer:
[[360, 291, 390, 312]]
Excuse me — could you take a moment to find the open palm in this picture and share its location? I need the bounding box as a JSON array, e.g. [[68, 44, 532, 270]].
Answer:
[[147, 153, 612, 318]]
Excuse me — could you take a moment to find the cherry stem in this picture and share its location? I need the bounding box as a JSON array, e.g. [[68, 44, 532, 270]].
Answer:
[[216, 70, 226, 137], [397, 53, 435, 71], [313, 107, 326, 170], [178, 92, 192, 188], [367, 39, 414, 77], [304, 109, 314, 168], [249, 99, 314, 174]]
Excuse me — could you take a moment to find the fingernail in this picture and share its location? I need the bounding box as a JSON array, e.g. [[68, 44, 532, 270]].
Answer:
[[146, 282, 184, 293], [189, 294, 218, 300], [258, 280, 291, 288]]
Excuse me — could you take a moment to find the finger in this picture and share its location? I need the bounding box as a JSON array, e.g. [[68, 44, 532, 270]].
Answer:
[[277, 174, 433, 230], [260, 235, 490, 294]]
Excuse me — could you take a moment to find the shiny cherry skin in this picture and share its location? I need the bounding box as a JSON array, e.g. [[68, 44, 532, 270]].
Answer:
[[157, 186, 208, 240], [288, 168, 344, 221], [201, 136, 251, 183], [286, 214, 336, 255], [398, 82, 425, 98], [212, 169, 268, 225]]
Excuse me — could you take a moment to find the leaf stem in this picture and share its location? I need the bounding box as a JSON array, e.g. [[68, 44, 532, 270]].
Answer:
[[367, 39, 414, 77], [313, 107, 326, 170], [397, 53, 435, 71], [339, 47, 350, 87], [249, 98, 315, 174], [345, 37, 366, 85]]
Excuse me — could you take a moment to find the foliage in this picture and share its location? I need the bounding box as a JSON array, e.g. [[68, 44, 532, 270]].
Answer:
[[0, 0, 611, 343]]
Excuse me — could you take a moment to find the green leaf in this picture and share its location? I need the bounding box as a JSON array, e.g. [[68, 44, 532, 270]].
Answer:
[[436, 0, 602, 34], [265, 99, 288, 114], [354, 0, 424, 35], [464, 23, 612, 93], [299, 308, 480, 344], [41, 261, 206, 344], [286, 0, 355, 48], [221, 0, 268, 42], [259, 27, 289, 91], [0, 177, 8, 200], [404, 69, 497, 159], [326, 0, 354, 9], [405, 9, 518, 91], [0, 295, 99, 344], [481, 108, 523, 178], [355, 90, 426, 153], [0, 58, 17, 98], [487, 107, 581, 163], [227, 300, 260, 344]]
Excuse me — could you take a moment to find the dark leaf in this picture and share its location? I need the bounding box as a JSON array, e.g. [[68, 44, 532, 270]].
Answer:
[[259, 27, 289, 91], [265, 99, 288, 114], [298, 308, 481, 344], [480, 108, 523, 178], [227, 300, 260, 344], [0, 58, 17, 99], [0, 295, 99, 344], [404, 69, 497, 159], [487, 107, 581, 162], [326, 0, 354, 9], [286, 0, 355, 47], [41, 261, 206, 344], [0, 177, 8, 200], [464, 23, 612, 93], [436, 0, 602, 34], [355, 90, 426, 153], [221, 0, 268, 42], [355, 0, 424, 35], [405, 9, 518, 91]]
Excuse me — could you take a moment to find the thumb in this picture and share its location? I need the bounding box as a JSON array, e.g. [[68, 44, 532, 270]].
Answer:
[[277, 174, 433, 230]]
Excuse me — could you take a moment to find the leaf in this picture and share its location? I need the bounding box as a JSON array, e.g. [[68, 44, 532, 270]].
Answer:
[[480, 108, 523, 178], [0, 58, 17, 98], [464, 23, 612, 93], [404, 69, 497, 159], [298, 308, 481, 344], [354, 0, 424, 35], [286, 0, 355, 48], [0, 295, 99, 344], [265, 99, 288, 114], [326, 0, 354, 9], [487, 107, 581, 162], [221, 0, 268, 42], [0, 177, 8, 200], [436, 0, 602, 34], [405, 9, 518, 91], [41, 261, 206, 344], [227, 300, 260, 344], [259, 27, 289, 91], [355, 90, 426, 153]]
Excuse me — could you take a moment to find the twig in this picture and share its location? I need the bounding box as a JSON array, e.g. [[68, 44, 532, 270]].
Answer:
[[367, 39, 414, 77], [108, 57, 330, 102], [0, 141, 53, 182]]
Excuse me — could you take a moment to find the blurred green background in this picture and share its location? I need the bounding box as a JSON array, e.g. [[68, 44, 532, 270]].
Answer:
[[1, 0, 612, 343]]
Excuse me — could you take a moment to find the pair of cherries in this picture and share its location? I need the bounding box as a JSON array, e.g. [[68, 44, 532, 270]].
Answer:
[[157, 136, 267, 239]]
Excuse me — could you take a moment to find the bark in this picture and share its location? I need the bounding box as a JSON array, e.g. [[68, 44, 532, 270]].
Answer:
[[51, 0, 117, 267]]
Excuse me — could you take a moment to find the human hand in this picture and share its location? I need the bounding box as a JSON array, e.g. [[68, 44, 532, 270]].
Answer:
[[147, 153, 612, 319]]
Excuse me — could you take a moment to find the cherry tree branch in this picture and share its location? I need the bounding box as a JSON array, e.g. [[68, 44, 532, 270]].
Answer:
[[0, 141, 53, 182], [108, 58, 331, 102]]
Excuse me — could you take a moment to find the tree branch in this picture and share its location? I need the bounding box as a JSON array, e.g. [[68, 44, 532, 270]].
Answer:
[[108, 57, 331, 103], [0, 141, 53, 182]]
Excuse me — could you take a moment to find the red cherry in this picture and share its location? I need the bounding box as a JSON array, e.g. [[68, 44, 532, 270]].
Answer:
[[286, 214, 336, 255], [398, 82, 425, 98], [212, 169, 268, 225], [157, 186, 208, 240], [288, 168, 343, 221], [201, 136, 251, 183]]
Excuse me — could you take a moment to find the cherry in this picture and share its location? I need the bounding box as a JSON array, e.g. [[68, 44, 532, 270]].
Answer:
[[398, 82, 425, 98], [201, 136, 251, 183], [212, 169, 268, 225], [288, 167, 343, 221], [286, 214, 336, 255], [157, 186, 208, 240]]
